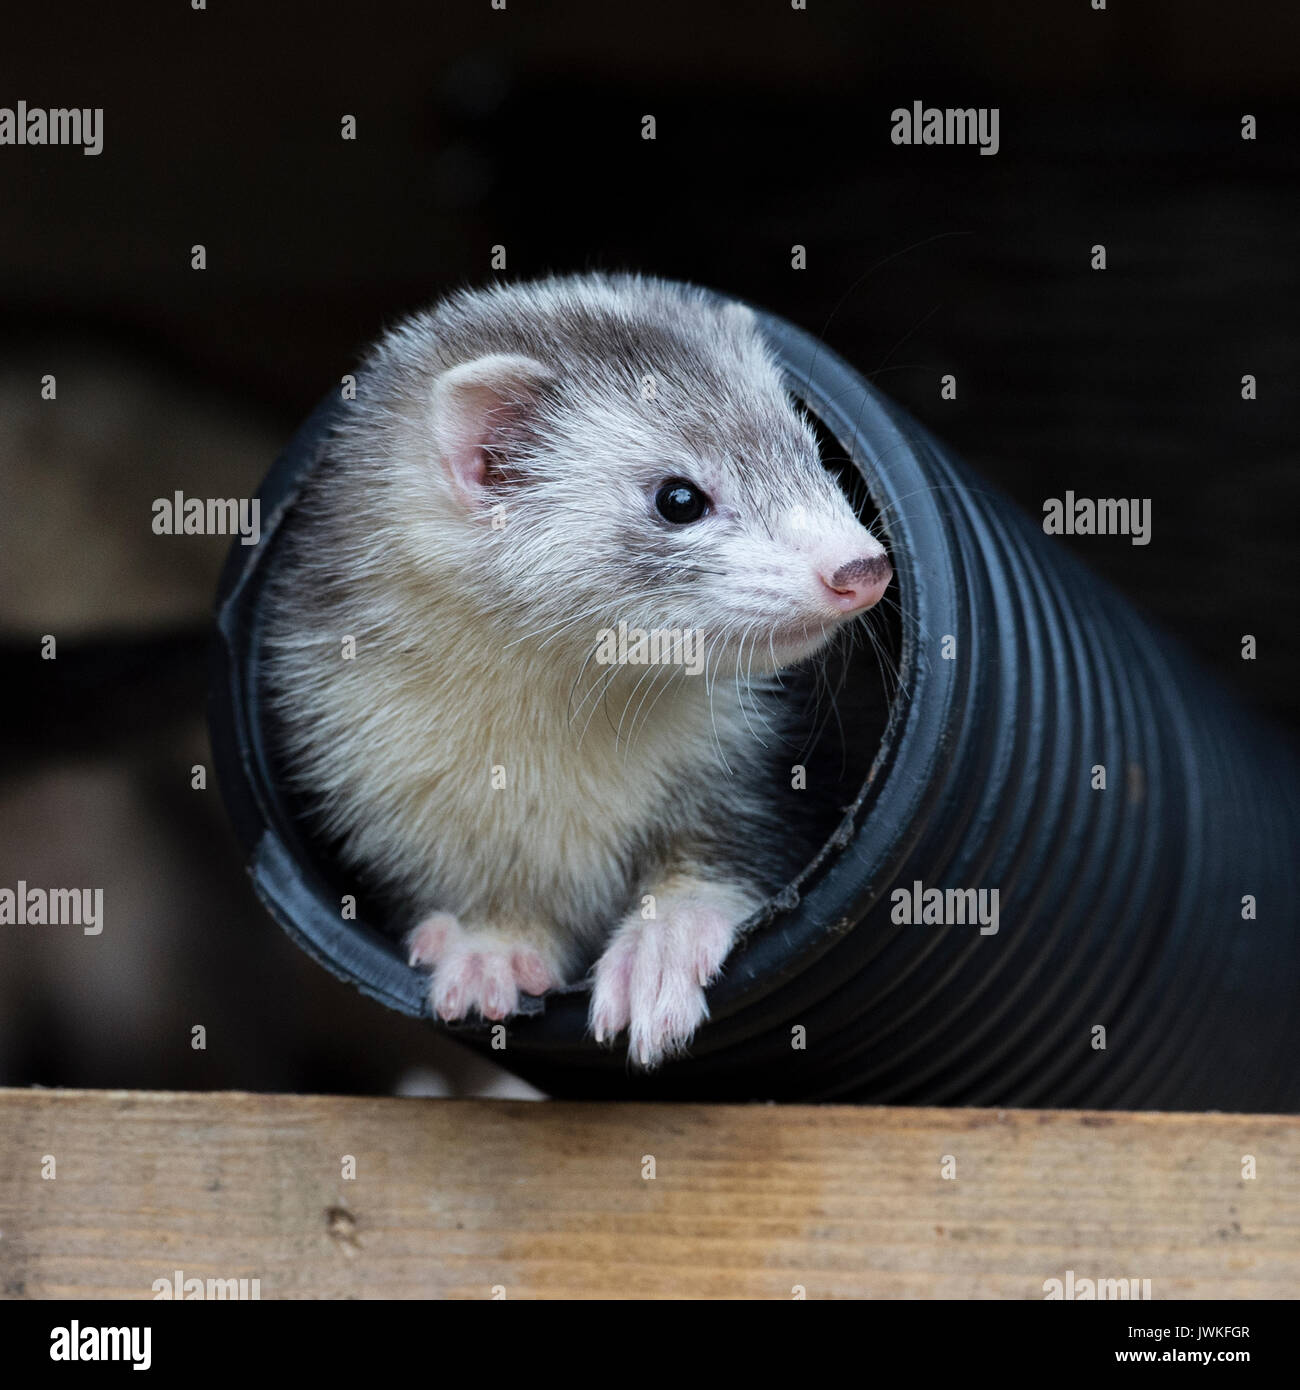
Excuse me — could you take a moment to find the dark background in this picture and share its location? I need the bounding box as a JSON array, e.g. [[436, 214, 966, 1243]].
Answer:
[[0, 0, 1295, 1095]]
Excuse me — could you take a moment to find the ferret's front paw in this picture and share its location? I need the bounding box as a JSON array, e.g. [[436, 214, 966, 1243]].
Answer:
[[589, 885, 750, 1069], [407, 912, 559, 1022]]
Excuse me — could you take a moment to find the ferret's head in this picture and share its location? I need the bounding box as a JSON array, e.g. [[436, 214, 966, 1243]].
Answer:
[[388, 274, 891, 676]]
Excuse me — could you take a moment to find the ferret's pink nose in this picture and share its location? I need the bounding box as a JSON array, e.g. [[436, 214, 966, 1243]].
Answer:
[[819, 554, 893, 614]]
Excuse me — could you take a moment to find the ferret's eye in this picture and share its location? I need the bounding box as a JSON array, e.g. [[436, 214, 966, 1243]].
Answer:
[[655, 478, 710, 524]]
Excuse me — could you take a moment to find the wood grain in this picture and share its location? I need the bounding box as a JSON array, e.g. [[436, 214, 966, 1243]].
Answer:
[[0, 1089, 1295, 1299]]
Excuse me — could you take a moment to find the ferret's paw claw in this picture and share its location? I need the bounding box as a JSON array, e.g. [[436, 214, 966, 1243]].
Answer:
[[589, 940, 635, 1045], [430, 948, 520, 1022], [409, 913, 556, 1022], [589, 903, 736, 1068]]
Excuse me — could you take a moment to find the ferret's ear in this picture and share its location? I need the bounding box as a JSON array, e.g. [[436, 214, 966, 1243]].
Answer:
[[431, 354, 553, 507], [720, 300, 757, 331]]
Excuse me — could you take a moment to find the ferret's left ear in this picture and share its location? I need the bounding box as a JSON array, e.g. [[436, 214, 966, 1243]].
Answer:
[[431, 354, 554, 507], [720, 300, 757, 330]]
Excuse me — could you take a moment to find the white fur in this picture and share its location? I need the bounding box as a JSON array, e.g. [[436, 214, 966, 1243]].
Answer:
[[590, 874, 763, 1066]]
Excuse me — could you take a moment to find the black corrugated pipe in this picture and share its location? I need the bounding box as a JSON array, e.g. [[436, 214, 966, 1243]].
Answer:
[[210, 300, 1300, 1111]]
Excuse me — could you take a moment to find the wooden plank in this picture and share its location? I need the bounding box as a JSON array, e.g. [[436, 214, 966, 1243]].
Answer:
[[0, 1089, 1295, 1299]]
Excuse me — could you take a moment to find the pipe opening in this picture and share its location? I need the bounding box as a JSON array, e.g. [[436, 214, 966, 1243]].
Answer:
[[240, 390, 905, 1030]]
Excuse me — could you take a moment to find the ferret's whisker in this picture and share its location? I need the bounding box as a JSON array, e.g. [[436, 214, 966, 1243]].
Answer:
[[614, 653, 671, 754], [625, 660, 679, 756]]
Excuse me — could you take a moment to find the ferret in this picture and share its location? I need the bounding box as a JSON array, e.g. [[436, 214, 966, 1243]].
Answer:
[[264, 273, 892, 1068]]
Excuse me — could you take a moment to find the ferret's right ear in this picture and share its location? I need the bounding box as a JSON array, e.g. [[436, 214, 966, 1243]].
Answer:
[[431, 354, 553, 508]]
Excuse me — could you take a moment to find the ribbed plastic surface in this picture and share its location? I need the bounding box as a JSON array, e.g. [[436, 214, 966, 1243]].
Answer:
[[210, 304, 1300, 1110]]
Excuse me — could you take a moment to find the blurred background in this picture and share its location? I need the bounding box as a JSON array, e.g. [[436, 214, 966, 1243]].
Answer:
[[0, 0, 1296, 1096]]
